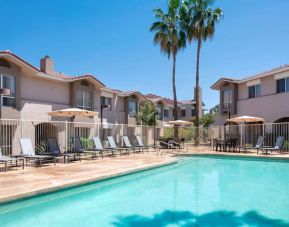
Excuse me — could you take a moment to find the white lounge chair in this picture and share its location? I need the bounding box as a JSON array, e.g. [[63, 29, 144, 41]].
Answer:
[[19, 138, 56, 166], [107, 136, 130, 155]]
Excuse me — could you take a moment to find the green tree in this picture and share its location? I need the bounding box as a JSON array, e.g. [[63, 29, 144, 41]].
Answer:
[[150, 0, 186, 138], [135, 102, 157, 126], [181, 0, 223, 145], [200, 113, 215, 127]]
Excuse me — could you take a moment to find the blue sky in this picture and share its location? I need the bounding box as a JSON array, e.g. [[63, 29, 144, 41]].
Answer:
[[1, 0, 289, 109]]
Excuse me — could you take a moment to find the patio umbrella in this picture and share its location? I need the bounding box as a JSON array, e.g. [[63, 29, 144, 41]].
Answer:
[[226, 115, 264, 146], [226, 115, 265, 124], [48, 108, 97, 118], [167, 120, 192, 126]]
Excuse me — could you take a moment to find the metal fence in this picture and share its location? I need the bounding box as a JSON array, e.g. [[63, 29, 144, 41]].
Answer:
[[1, 119, 289, 155], [0, 119, 162, 155], [210, 123, 289, 149]]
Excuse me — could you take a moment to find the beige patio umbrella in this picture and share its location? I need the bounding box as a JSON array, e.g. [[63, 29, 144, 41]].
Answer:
[[167, 120, 193, 125], [226, 115, 265, 124], [226, 115, 264, 146], [48, 108, 97, 118]]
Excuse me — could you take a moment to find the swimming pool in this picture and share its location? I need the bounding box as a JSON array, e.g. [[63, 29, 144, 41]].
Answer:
[[1, 156, 289, 226]]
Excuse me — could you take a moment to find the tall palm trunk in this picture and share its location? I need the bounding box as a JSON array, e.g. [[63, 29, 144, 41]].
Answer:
[[172, 53, 178, 139], [194, 35, 202, 146]]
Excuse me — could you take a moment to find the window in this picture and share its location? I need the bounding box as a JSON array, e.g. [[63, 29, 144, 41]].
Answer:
[[76, 90, 92, 110], [191, 109, 196, 117], [223, 89, 232, 109], [1, 75, 16, 107], [248, 84, 261, 98], [181, 109, 186, 117], [156, 105, 163, 120], [128, 99, 137, 117], [277, 78, 289, 93], [164, 109, 169, 118], [101, 96, 112, 110]]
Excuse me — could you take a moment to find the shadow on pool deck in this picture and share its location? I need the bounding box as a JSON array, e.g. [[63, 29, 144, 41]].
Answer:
[[112, 210, 289, 227]]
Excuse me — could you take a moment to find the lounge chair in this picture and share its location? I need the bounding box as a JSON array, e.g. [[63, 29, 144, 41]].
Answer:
[[240, 136, 264, 153], [107, 136, 130, 155], [0, 151, 24, 171], [92, 137, 116, 157], [260, 136, 285, 155], [168, 140, 184, 149], [47, 137, 81, 162], [122, 136, 143, 153], [18, 138, 56, 166], [70, 137, 103, 159], [135, 136, 151, 152]]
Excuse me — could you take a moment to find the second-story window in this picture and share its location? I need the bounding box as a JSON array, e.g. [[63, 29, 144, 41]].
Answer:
[[277, 78, 289, 93], [164, 109, 169, 118], [128, 99, 137, 117], [191, 109, 196, 117], [1, 74, 16, 107], [248, 84, 261, 98], [181, 109, 186, 117], [156, 105, 163, 120], [101, 96, 112, 110], [223, 89, 232, 109], [76, 90, 92, 110]]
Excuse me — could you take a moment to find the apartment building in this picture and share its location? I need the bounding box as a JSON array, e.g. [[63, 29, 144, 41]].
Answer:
[[0, 50, 203, 125], [211, 65, 289, 125]]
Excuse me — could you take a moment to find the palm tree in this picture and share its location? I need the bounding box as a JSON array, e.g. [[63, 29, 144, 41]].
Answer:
[[181, 0, 223, 145], [150, 0, 186, 139]]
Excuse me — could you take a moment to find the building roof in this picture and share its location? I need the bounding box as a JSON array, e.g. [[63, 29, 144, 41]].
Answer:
[[211, 64, 289, 90], [0, 50, 105, 88], [0, 50, 199, 105]]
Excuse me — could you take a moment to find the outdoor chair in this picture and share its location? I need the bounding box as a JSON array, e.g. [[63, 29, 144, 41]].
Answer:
[[135, 136, 151, 152], [168, 140, 184, 149], [226, 138, 238, 152], [92, 137, 116, 157], [0, 151, 24, 172], [47, 137, 81, 162], [260, 136, 284, 155], [122, 136, 143, 153], [70, 137, 103, 159], [240, 136, 264, 153], [107, 136, 130, 155], [18, 138, 56, 166]]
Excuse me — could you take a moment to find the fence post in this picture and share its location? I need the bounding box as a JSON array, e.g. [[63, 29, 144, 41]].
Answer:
[[65, 121, 68, 152]]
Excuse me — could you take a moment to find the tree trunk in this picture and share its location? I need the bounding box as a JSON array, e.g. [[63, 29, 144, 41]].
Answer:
[[172, 53, 179, 140], [194, 35, 202, 146]]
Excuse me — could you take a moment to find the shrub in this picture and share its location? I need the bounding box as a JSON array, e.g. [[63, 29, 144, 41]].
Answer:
[[80, 138, 94, 150]]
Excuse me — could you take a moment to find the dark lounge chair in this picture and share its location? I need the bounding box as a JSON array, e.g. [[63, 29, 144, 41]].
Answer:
[[168, 140, 184, 149], [122, 136, 143, 153], [240, 136, 264, 153], [47, 137, 81, 162], [107, 136, 130, 155], [70, 137, 103, 159], [18, 138, 56, 166], [260, 136, 284, 155], [0, 151, 24, 171]]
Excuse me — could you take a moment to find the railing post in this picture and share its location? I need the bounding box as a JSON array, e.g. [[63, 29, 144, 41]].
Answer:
[[65, 121, 68, 152]]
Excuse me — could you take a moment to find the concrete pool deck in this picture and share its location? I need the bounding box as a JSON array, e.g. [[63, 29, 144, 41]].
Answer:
[[1, 147, 289, 203], [0, 153, 177, 203]]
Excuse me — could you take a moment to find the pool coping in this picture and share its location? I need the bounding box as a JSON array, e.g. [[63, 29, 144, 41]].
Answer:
[[0, 159, 178, 204], [177, 152, 289, 162]]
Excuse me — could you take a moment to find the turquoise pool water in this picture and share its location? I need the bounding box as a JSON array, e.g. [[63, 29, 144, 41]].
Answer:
[[1, 156, 289, 226]]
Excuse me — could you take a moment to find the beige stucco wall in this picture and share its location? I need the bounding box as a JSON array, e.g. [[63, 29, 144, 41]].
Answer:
[[216, 73, 289, 125]]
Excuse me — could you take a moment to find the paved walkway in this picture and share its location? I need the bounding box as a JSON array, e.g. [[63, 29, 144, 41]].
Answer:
[[0, 153, 176, 203]]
